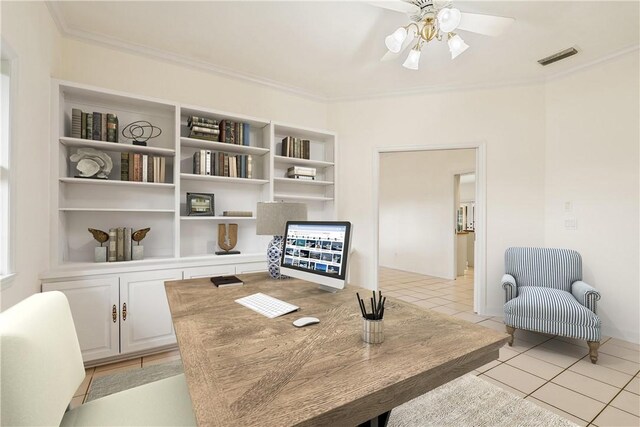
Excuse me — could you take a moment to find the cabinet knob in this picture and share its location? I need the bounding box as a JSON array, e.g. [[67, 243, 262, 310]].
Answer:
[[122, 303, 127, 321], [112, 304, 117, 323]]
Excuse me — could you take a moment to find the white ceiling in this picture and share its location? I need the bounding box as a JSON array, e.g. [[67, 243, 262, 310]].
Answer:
[[50, 1, 640, 101]]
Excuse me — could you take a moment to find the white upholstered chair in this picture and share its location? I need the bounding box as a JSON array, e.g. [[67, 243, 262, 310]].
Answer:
[[0, 291, 196, 426]]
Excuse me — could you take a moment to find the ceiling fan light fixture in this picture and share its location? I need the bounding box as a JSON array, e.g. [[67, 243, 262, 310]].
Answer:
[[437, 7, 462, 33], [448, 33, 469, 59], [402, 48, 421, 70], [385, 27, 408, 53]]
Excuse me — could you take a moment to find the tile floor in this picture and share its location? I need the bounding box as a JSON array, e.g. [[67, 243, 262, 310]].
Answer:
[[378, 267, 640, 427], [73, 268, 639, 426]]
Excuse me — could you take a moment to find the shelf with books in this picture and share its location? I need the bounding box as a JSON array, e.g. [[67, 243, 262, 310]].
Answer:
[[180, 173, 269, 185], [180, 137, 269, 156], [59, 177, 175, 188], [273, 194, 334, 202], [180, 216, 256, 221], [59, 137, 176, 157], [273, 177, 334, 186]]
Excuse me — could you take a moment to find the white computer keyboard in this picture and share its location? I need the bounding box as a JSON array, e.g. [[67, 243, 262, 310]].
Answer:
[[235, 293, 299, 319]]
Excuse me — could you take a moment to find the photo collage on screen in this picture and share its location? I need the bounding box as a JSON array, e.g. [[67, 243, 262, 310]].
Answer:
[[283, 225, 345, 275]]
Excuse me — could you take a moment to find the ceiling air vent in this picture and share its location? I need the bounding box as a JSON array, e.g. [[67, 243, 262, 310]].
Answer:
[[538, 47, 578, 66]]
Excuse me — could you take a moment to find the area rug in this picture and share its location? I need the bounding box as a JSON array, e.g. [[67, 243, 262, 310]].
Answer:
[[85, 359, 184, 402], [87, 363, 577, 427]]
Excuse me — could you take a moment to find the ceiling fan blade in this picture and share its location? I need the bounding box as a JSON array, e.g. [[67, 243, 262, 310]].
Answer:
[[368, 1, 420, 15], [457, 12, 514, 37], [380, 28, 416, 62]]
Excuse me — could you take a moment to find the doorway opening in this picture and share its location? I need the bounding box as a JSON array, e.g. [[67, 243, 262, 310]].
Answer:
[[373, 144, 486, 315]]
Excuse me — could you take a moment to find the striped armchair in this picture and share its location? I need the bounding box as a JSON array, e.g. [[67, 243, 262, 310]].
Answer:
[[502, 247, 602, 363]]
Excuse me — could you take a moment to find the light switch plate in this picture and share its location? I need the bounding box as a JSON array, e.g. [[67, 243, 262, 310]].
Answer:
[[564, 218, 577, 230]]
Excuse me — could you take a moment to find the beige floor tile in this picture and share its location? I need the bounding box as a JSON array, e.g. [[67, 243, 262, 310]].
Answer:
[[569, 358, 635, 388], [423, 297, 453, 306], [476, 359, 501, 373], [396, 295, 420, 303], [592, 405, 640, 427], [498, 346, 521, 362], [507, 353, 565, 380], [479, 374, 526, 398], [525, 397, 589, 426], [600, 341, 640, 364], [484, 363, 546, 394], [477, 319, 506, 333], [92, 361, 142, 378], [606, 338, 640, 352], [594, 353, 640, 376], [412, 299, 440, 309], [452, 311, 486, 324], [513, 329, 553, 345], [531, 382, 606, 422], [430, 305, 460, 315], [552, 370, 620, 403], [94, 357, 141, 372], [526, 342, 586, 368], [624, 376, 640, 395], [508, 338, 541, 353], [442, 302, 473, 312], [610, 390, 640, 417], [69, 396, 84, 411]]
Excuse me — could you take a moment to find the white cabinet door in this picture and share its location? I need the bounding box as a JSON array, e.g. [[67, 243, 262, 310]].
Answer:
[[235, 261, 267, 274], [42, 277, 120, 362], [183, 264, 235, 279], [119, 269, 182, 354]]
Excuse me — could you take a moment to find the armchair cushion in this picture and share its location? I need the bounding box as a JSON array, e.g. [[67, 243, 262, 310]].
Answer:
[[571, 281, 601, 313], [504, 287, 601, 341]]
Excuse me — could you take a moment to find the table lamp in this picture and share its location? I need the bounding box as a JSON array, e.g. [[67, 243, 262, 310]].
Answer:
[[256, 202, 307, 279]]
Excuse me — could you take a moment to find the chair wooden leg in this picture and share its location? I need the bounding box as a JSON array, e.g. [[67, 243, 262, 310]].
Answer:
[[506, 326, 515, 346], [587, 341, 600, 364]]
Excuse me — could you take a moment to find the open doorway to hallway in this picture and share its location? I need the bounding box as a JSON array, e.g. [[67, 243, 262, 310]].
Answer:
[[374, 146, 486, 315]]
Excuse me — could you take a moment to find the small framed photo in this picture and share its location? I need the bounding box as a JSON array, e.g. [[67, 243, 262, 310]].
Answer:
[[187, 193, 215, 216]]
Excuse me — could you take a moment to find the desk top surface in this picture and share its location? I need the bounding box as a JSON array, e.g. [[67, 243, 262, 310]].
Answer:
[[165, 273, 507, 427]]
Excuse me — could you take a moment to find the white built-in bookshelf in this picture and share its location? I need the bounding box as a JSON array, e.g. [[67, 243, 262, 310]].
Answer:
[[49, 80, 337, 273]]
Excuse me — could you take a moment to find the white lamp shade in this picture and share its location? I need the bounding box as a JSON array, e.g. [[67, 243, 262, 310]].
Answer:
[[437, 8, 462, 33], [256, 202, 307, 236], [385, 27, 407, 53], [402, 49, 421, 70], [448, 34, 469, 59]]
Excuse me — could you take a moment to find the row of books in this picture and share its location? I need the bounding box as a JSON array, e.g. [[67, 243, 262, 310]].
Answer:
[[287, 166, 316, 180], [71, 108, 119, 142], [281, 136, 310, 160], [108, 227, 133, 262], [192, 150, 253, 179], [121, 153, 167, 183], [186, 115, 251, 146]]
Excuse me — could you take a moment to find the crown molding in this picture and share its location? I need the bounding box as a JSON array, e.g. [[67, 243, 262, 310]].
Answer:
[[45, 2, 640, 105]]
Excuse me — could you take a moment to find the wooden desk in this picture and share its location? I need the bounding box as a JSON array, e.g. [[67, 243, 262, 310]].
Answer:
[[165, 273, 507, 427]]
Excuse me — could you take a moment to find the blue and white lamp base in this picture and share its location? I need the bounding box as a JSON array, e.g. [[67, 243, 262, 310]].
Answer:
[[267, 235, 286, 279]]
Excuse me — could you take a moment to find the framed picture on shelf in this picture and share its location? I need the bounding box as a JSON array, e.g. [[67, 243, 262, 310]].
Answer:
[[187, 193, 215, 216]]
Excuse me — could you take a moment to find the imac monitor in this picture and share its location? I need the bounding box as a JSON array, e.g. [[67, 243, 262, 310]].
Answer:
[[280, 221, 352, 292]]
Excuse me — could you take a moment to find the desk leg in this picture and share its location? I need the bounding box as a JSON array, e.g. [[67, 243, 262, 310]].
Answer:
[[357, 410, 391, 427]]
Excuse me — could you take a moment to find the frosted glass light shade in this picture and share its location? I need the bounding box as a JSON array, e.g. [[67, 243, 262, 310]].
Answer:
[[385, 27, 407, 53], [437, 8, 462, 33], [402, 49, 421, 70], [448, 34, 469, 59]]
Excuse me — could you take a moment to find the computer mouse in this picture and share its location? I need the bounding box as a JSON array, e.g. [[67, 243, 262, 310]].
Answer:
[[293, 317, 320, 328]]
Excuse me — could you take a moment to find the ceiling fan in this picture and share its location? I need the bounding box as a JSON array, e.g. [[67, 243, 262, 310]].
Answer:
[[370, 0, 514, 70]]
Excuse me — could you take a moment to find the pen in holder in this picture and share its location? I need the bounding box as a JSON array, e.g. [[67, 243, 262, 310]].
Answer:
[[356, 291, 386, 344]]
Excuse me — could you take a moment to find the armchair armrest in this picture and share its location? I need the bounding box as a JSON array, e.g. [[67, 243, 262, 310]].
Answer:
[[502, 274, 517, 302], [572, 281, 601, 313]]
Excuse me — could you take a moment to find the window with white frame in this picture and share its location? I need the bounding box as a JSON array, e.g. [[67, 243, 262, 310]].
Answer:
[[1, 58, 12, 280]]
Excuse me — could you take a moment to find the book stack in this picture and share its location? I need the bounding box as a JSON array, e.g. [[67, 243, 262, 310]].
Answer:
[[192, 150, 252, 179], [287, 166, 316, 180], [121, 153, 166, 183], [108, 227, 133, 262], [222, 211, 253, 217], [71, 108, 118, 142], [281, 136, 310, 159], [219, 120, 250, 146], [188, 116, 219, 141]]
